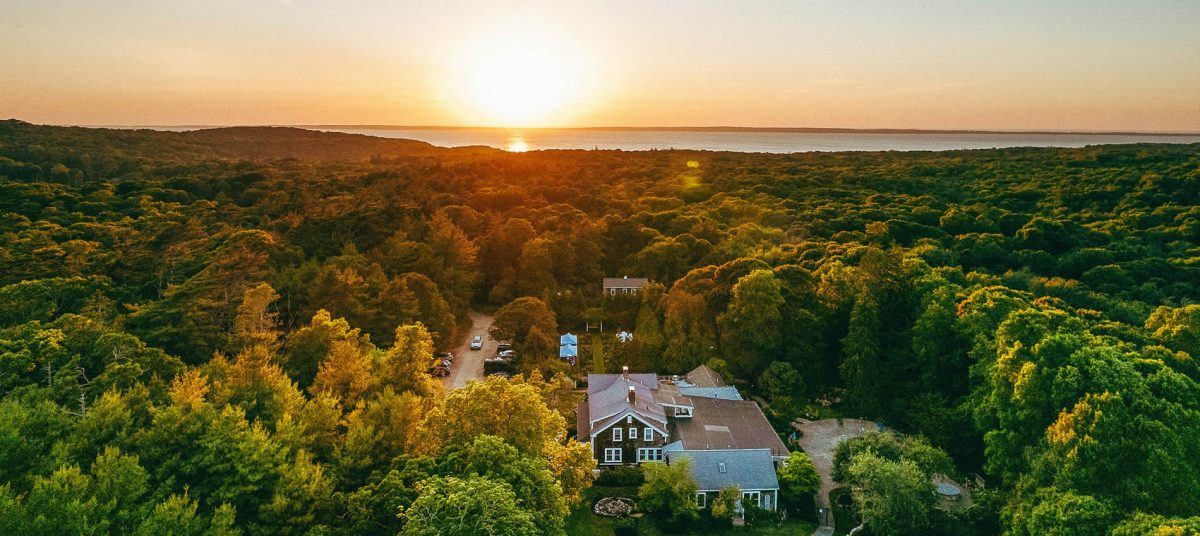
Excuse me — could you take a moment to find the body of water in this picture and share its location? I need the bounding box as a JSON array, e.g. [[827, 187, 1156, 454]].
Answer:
[[314, 128, 1200, 153]]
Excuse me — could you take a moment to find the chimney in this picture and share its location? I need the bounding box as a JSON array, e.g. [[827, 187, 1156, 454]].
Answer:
[[622, 365, 629, 379], [628, 385, 636, 405], [623, 275, 628, 280]]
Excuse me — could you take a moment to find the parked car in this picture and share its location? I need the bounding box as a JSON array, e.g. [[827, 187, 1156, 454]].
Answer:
[[428, 364, 450, 377], [470, 336, 483, 350], [437, 351, 454, 362], [499, 349, 516, 359]]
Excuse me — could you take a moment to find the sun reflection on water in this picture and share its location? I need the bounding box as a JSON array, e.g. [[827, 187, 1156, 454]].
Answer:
[[505, 136, 530, 152]]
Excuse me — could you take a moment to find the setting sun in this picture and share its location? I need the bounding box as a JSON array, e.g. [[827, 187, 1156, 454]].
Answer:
[[451, 25, 590, 127]]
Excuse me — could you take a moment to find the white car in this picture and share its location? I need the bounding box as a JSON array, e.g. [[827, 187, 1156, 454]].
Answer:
[[470, 336, 483, 350]]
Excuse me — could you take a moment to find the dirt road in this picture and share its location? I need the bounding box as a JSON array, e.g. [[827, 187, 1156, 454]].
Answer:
[[444, 311, 496, 390]]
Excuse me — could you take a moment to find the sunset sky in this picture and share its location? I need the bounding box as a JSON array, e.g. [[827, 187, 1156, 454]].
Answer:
[[2, 0, 1198, 131]]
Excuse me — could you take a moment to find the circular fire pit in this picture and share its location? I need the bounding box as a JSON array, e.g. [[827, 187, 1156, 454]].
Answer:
[[594, 497, 636, 518]]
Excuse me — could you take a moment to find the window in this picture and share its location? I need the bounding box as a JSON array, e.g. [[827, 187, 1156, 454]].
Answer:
[[612, 428, 622, 442], [643, 428, 653, 441], [604, 448, 622, 463], [695, 493, 707, 508], [742, 491, 761, 508], [609, 289, 616, 296], [629, 427, 637, 440], [675, 407, 692, 418], [637, 448, 663, 462]]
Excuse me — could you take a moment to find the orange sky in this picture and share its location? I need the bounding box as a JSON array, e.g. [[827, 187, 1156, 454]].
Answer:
[[1, 1, 1198, 131]]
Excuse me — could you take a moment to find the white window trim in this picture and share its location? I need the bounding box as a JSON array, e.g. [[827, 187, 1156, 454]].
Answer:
[[636, 448, 663, 462], [628, 427, 636, 440], [695, 492, 707, 508], [643, 428, 653, 441], [604, 448, 622, 463], [675, 407, 692, 417], [742, 491, 761, 508], [612, 428, 622, 442]]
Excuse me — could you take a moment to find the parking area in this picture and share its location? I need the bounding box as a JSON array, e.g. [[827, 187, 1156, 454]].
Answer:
[[444, 311, 496, 390]]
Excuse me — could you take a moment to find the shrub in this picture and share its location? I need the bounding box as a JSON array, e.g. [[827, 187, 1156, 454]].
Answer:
[[614, 518, 637, 536], [742, 502, 778, 526], [597, 465, 645, 487]]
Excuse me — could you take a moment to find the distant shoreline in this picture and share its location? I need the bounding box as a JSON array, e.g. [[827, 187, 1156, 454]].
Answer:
[[83, 124, 1200, 137]]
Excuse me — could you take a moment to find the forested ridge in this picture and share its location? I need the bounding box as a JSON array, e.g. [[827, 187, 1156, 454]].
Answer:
[[2, 119, 1200, 534]]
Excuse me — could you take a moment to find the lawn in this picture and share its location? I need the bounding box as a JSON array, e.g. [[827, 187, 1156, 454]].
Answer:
[[567, 485, 817, 536]]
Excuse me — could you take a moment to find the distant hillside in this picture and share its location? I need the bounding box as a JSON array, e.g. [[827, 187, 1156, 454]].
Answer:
[[0, 120, 495, 178]]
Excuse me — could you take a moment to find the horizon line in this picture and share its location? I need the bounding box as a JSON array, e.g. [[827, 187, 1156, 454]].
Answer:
[[27, 120, 1200, 137]]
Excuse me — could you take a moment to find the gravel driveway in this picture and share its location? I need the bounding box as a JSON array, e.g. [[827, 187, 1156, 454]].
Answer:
[[794, 418, 876, 516], [444, 311, 496, 390]]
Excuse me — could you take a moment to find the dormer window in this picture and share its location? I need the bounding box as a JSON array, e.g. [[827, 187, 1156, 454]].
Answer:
[[675, 407, 692, 418], [719, 462, 727, 473]]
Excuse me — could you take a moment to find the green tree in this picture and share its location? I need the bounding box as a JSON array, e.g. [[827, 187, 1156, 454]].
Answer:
[[232, 282, 281, 352], [633, 282, 667, 370], [1006, 487, 1117, 536], [777, 451, 820, 514], [841, 290, 883, 414], [719, 269, 784, 377], [758, 361, 804, 418], [400, 476, 537, 536], [847, 452, 936, 535], [1146, 304, 1200, 358], [638, 459, 700, 525], [491, 296, 558, 357], [710, 485, 742, 525]]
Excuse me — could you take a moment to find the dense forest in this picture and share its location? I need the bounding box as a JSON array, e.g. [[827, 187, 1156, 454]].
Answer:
[[2, 119, 1199, 534]]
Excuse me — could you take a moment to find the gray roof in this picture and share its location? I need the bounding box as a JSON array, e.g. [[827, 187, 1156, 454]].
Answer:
[[678, 386, 743, 400], [585, 373, 666, 435], [588, 373, 657, 395], [684, 365, 726, 387], [603, 277, 649, 289], [666, 449, 779, 492]]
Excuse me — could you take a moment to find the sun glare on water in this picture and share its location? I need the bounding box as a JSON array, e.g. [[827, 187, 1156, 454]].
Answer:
[[506, 136, 530, 152], [452, 24, 591, 127]]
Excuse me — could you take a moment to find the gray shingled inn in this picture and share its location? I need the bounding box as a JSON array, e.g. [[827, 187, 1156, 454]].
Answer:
[[577, 366, 788, 511]]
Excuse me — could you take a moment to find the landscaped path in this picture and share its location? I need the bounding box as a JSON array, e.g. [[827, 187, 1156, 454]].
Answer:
[[793, 418, 876, 532], [443, 310, 495, 390]]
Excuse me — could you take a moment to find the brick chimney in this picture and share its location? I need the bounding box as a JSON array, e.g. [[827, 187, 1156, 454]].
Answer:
[[628, 385, 636, 405]]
